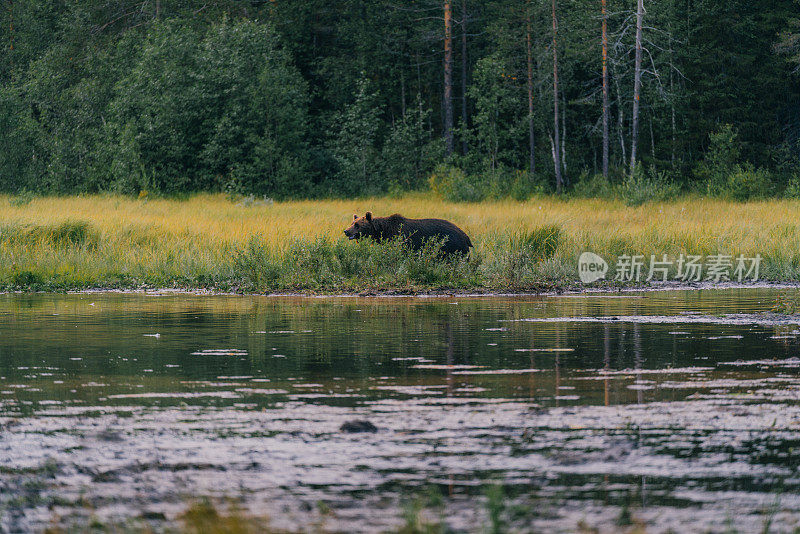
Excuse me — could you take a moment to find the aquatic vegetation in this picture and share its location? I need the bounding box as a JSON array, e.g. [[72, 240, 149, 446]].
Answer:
[[181, 499, 272, 534]]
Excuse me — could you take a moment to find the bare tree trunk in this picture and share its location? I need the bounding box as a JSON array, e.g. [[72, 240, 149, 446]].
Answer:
[[461, 0, 468, 154], [629, 0, 644, 174], [601, 0, 609, 178], [552, 0, 563, 192], [650, 113, 655, 160], [155, 0, 160, 18], [561, 93, 567, 177], [401, 72, 407, 118], [526, 3, 535, 177], [443, 0, 454, 157], [614, 67, 626, 164], [669, 24, 676, 168]]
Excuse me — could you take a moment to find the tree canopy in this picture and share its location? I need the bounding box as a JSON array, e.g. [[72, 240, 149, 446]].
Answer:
[[1, 0, 798, 198]]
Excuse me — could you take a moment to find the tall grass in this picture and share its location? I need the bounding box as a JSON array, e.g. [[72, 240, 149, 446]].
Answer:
[[2, 193, 800, 291]]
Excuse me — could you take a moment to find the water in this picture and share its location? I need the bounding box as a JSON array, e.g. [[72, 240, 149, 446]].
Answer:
[[2, 289, 800, 532]]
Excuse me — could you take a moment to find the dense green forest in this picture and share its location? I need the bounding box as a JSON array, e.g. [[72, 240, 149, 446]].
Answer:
[[1, 0, 799, 200]]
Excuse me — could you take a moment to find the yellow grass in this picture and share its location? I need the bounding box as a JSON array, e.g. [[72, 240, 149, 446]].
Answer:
[[2, 192, 800, 290], [3, 192, 799, 248]]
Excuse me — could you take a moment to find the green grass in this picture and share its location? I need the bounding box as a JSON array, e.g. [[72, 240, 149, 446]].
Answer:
[[2, 193, 800, 292]]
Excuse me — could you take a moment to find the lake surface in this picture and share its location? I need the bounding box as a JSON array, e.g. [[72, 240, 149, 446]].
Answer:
[[2, 289, 800, 532]]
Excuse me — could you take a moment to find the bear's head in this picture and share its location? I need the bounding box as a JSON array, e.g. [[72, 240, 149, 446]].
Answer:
[[343, 212, 375, 241]]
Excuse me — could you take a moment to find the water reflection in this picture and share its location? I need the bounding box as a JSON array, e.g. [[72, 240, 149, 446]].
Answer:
[[1, 289, 800, 532]]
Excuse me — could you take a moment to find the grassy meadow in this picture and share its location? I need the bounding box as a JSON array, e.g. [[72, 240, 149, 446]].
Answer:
[[2, 193, 800, 292]]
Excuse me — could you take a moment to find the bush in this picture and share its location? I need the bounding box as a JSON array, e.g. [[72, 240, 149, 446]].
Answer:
[[571, 172, 614, 198], [785, 177, 800, 199], [721, 163, 773, 200], [509, 170, 543, 201], [620, 165, 680, 206], [428, 164, 485, 202], [515, 224, 562, 261], [494, 225, 563, 286], [694, 124, 740, 190], [233, 235, 478, 291]]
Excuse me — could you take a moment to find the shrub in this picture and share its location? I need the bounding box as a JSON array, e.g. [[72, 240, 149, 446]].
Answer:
[[571, 172, 614, 198], [428, 164, 485, 202], [620, 165, 680, 206], [11, 269, 43, 288], [509, 170, 544, 201], [694, 124, 740, 190], [494, 225, 563, 286], [785, 177, 800, 199], [722, 163, 773, 200]]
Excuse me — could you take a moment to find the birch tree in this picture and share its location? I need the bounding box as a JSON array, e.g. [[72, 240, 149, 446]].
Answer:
[[443, 0, 454, 156], [630, 0, 644, 174], [551, 0, 563, 192]]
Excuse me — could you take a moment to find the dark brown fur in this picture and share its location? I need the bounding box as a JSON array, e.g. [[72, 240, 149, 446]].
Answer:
[[344, 212, 472, 255]]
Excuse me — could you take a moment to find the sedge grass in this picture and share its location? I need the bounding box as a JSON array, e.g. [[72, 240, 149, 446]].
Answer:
[[2, 192, 800, 292]]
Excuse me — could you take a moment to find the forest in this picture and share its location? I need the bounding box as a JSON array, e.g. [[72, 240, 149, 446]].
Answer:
[[1, 0, 799, 202]]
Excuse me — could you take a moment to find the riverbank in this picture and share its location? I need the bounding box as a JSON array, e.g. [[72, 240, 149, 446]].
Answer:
[[2, 193, 800, 292]]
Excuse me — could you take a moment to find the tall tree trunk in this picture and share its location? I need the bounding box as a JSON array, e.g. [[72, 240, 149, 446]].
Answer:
[[527, 3, 535, 177], [552, 0, 563, 192], [443, 0, 454, 157], [561, 92, 567, 177], [629, 0, 644, 174], [669, 23, 676, 168], [461, 0, 468, 154], [8, 0, 13, 51], [401, 72, 407, 118], [650, 113, 655, 160], [614, 66, 626, 164], [601, 0, 609, 178]]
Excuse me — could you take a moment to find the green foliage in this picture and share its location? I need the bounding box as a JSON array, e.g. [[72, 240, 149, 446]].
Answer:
[[722, 164, 774, 201], [0, 0, 799, 197], [2, 17, 311, 197], [784, 177, 800, 199], [496, 225, 563, 286], [694, 126, 774, 200], [382, 97, 443, 191], [621, 165, 680, 206], [467, 53, 525, 174], [695, 124, 742, 192], [428, 164, 485, 202], [428, 164, 542, 202], [107, 19, 311, 196], [484, 484, 506, 534], [233, 236, 478, 292], [329, 77, 383, 196], [571, 172, 615, 199], [509, 170, 543, 201]]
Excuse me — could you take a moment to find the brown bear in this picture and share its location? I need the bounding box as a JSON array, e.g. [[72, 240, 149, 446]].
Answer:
[[343, 212, 473, 255]]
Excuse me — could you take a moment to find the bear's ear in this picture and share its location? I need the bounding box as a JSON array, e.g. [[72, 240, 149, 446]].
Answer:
[[353, 214, 358, 221], [365, 212, 372, 222]]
